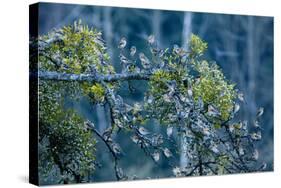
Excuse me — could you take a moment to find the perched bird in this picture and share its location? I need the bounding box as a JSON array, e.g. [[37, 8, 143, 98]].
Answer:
[[152, 151, 160, 162], [147, 34, 155, 45], [102, 126, 113, 141], [202, 127, 211, 136], [259, 162, 267, 170], [167, 80, 177, 95], [118, 37, 127, 49], [119, 55, 131, 73], [151, 134, 164, 146], [138, 127, 150, 135], [187, 87, 193, 98], [116, 167, 124, 179], [251, 131, 262, 140], [111, 143, 124, 157], [150, 47, 160, 57], [234, 103, 240, 114], [256, 107, 264, 117], [172, 167, 181, 177], [252, 149, 259, 160], [163, 148, 173, 158], [84, 120, 94, 131], [234, 121, 243, 129], [197, 97, 204, 110], [139, 52, 151, 69], [163, 94, 172, 103], [238, 146, 245, 155], [237, 92, 245, 103], [173, 44, 180, 54], [210, 145, 220, 154], [114, 119, 124, 129], [166, 126, 173, 138], [253, 120, 261, 129], [207, 104, 221, 117], [130, 46, 137, 57], [131, 135, 140, 144]]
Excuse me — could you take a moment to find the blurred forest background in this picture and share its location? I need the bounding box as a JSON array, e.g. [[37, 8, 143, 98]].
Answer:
[[38, 3, 273, 182]]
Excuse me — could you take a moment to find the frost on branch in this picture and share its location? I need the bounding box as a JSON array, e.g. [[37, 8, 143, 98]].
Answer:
[[31, 21, 267, 184]]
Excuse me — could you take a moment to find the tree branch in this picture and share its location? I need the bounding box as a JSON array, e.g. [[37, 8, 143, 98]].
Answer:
[[32, 71, 151, 83]]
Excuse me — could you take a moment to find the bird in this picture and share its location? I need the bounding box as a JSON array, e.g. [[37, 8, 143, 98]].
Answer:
[[118, 37, 127, 49], [256, 107, 264, 117], [119, 54, 130, 65], [173, 44, 180, 54], [252, 149, 259, 160], [166, 126, 173, 137], [131, 135, 140, 144], [139, 53, 151, 69], [172, 167, 181, 177], [111, 143, 124, 157], [251, 131, 262, 140], [138, 127, 150, 135], [187, 88, 193, 98], [197, 97, 204, 110], [163, 148, 173, 158], [102, 126, 113, 140], [234, 103, 240, 114], [259, 162, 267, 170], [147, 34, 155, 45], [210, 145, 220, 154], [253, 120, 262, 129], [207, 104, 221, 117], [167, 80, 177, 95], [152, 151, 160, 162], [130, 46, 136, 57], [237, 92, 245, 103]]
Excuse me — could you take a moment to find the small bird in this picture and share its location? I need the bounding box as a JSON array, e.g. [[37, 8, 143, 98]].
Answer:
[[172, 167, 181, 177], [114, 119, 124, 129], [252, 149, 259, 160], [202, 127, 211, 136], [210, 145, 220, 154], [84, 120, 94, 131], [163, 94, 172, 103], [139, 53, 151, 69], [197, 97, 204, 110], [119, 54, 128, 63], [237, 92, 245, 103], [163, 148, 173, 158], [116, 167, 124, 179], [138, 127, 151, 136], [259, 162, 267, 170], [167, 80, 177, 95], [253, 120, 261, 129], [130, 46, 137, 56], [234, 103, 240, 114], [102, 126, 113, 140], [238, 146, 244, 155], [152, 151, 160, 162], [131, 135, 140, 144], [111, 143, 124, 157], [173, 44, 180, 54], [234, 121, 243, 129], [166, 126, 173, 137], [256, 107, 264, 117], [147, 34, 155, 45], [150, 47, 160, 57], [251, 131, 262, 140], [187, 88, 193, 98], [118, 37, 127, 49], [207, 104, 221, 117]]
